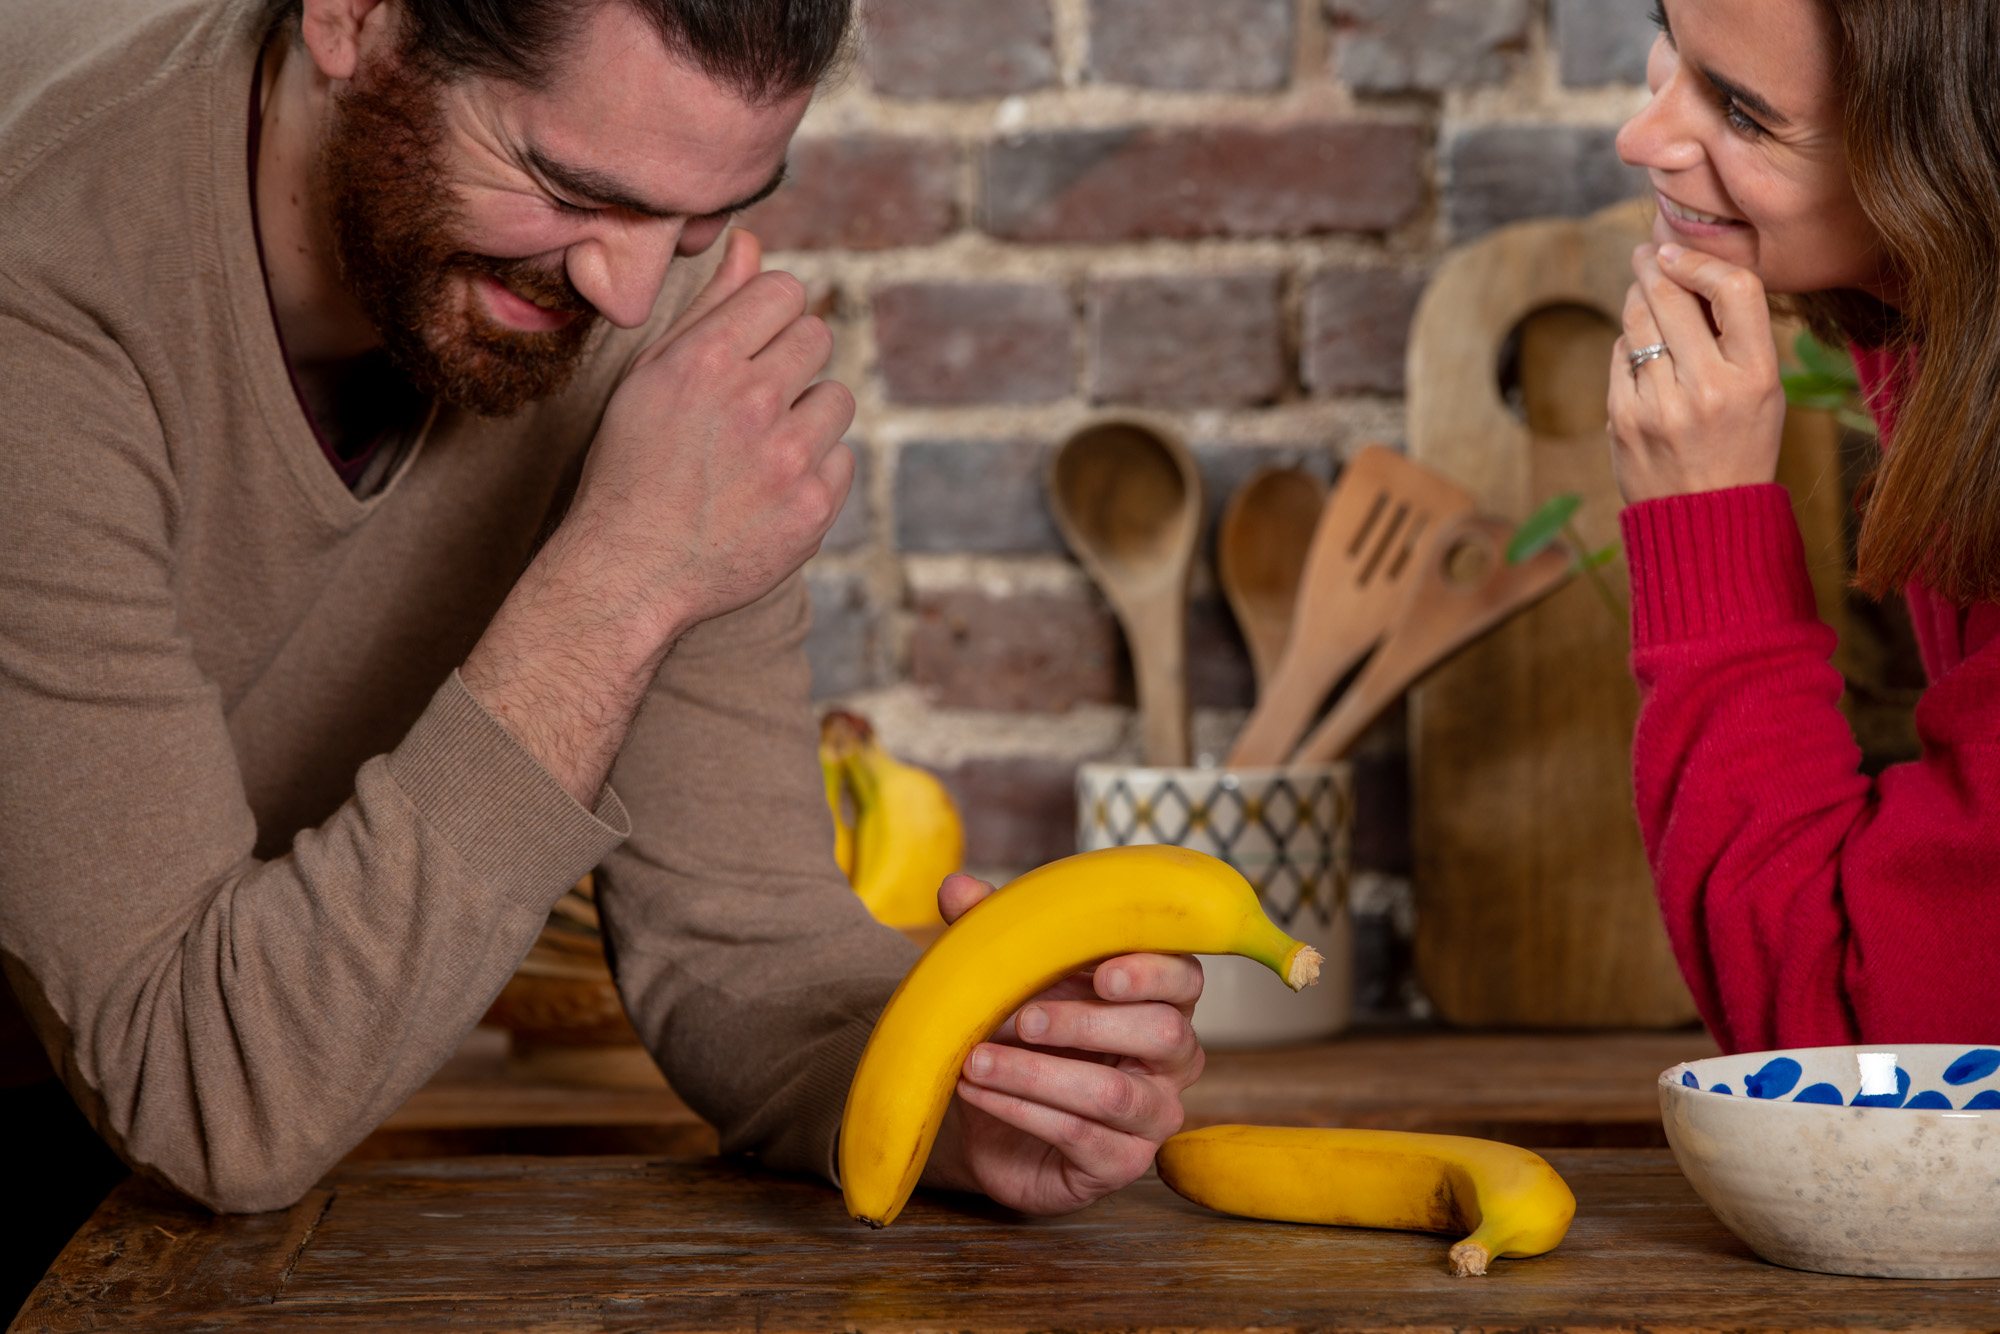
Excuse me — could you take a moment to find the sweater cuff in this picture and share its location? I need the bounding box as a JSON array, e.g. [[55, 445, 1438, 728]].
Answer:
[[1621, 485, 1821, 650], [385, 671, 631, 909]]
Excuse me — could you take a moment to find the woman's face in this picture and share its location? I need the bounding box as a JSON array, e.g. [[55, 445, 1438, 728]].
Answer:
[[1615, 0, 1888, 297]]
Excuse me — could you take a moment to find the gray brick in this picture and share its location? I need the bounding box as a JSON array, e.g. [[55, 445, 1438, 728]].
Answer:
[[864, 0, 1057, 99], [872, 282, 1074, 406], [1087, 0, 1294, 92], [738, 136, 958, 251], [894, 439, 1063, 554], [910, 590, 1124, 711], [1553, 0, 1659, 86], [1088, 272, 1286, 408], [1302, 268, 1428, 397], [1445, 125, 1648, 241], [805, 570, 877, 699], [983, 122, 1426, 242], [1328, 0, 1531, 94]]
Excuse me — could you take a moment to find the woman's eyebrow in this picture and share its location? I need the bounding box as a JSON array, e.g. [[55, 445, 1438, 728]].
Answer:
[[1700, 65, 1793, 128]]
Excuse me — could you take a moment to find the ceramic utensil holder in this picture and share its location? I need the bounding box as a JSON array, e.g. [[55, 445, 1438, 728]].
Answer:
[[1076, 763, 1353, 1048]]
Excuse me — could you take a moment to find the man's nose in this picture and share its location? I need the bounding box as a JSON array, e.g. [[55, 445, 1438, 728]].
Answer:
[[566, 218, 685, 329]]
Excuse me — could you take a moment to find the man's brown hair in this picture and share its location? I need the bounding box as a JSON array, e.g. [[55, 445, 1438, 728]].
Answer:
[[1790, 1, 2000, 605], [261, 0, 853, 101]]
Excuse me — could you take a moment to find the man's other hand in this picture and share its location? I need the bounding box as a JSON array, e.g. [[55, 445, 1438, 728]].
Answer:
[[462, 228, 853, 803], [918, 872, 1207, 1216]]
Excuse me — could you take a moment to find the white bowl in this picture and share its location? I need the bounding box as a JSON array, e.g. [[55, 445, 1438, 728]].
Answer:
[[1660, 1044, 2000, 1277]]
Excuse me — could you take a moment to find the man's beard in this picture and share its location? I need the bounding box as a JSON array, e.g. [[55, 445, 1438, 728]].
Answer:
[[316, 47, 601, 417]]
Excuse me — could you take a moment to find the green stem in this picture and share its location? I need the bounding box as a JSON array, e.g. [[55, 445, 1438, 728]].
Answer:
[[1565, 521, 1628, 632]]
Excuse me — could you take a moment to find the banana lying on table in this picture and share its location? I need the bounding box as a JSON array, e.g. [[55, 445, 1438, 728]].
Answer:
[[839, 844, 1321, 1228], [1156, 1124, 1577, 1276]]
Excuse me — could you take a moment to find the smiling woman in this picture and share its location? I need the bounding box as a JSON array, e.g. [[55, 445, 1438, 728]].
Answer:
[[1600, 0, 2000, 1055]]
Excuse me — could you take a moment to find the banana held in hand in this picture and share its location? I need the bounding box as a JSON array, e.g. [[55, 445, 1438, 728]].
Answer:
[[821, 711, 961, 931], [1156, 1125, 1576, 1276], [840, 845, 1321, 1228]]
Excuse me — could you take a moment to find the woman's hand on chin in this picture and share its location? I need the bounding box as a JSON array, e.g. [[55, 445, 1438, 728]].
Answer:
[[1608, 242, 1789, 505]]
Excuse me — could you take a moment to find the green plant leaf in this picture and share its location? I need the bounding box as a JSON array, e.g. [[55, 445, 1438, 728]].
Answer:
[[1793, 330, 1857, 385], [1508, 493, 1581, 564], [1781, 371, 1854, 411]]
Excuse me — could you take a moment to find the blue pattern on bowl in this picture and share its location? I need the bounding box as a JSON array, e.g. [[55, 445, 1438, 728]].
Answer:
[[1671, 1044, 2000, 1111], [1944, 1048, 2000, 1085]]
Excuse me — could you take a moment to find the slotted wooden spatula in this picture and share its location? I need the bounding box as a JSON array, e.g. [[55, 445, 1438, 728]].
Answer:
[[1291, 513, 1572, 764], [1226, 446, 1475, 767]]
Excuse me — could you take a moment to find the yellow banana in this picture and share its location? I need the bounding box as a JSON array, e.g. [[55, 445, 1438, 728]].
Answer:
[[818, 724, 856, 879], [840, 845, 1321, 1228], [822, 711, 960, 932], [1155, 1125, 1576, 1276]]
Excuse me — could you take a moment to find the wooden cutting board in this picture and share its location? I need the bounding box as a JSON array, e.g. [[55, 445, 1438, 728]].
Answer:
[[1405, 200, 1847, 1028]]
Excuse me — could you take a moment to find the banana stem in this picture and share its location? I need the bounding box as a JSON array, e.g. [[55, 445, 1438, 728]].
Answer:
[[1447, 1239, 1492, 1278], [1282, 945, 1323, 992]]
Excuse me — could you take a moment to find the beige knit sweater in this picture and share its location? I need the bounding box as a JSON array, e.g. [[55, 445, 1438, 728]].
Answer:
[[0, 0, 915, 1212]]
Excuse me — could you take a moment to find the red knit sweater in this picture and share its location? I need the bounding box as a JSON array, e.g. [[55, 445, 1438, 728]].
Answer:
[[1621, 348, 2000, 1053]]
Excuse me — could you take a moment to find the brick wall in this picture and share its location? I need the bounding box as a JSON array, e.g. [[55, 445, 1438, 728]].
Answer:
[[766, 0, 1657, 1009]]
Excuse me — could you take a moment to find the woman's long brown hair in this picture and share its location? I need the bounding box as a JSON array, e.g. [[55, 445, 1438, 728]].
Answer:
[[1792, 1, 2000, 604]]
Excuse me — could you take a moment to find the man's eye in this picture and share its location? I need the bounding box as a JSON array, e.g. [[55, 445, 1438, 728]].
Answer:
[[549, 195, 600, 216]]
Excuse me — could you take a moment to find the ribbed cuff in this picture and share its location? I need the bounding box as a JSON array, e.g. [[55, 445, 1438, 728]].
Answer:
[[385, 671, 630, 909], [1621, 485, 1821, 650]]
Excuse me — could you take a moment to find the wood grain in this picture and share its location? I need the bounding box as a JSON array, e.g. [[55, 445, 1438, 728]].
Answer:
[[20, 1149, 1999, 1333], [1406, 202, 1689, 1028]]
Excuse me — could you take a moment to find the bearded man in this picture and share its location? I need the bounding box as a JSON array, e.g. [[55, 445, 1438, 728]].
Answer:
[[0, 0, 1210, 1309]]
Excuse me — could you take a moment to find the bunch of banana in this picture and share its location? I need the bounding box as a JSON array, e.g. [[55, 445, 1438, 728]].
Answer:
[[1156, 1124, 1576, 1276], [820, 711, 962, 932], [840, 844, 1322, 1228]]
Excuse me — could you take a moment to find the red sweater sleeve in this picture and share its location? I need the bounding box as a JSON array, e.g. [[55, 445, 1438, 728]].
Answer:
[[1623, 486, 2000, 1052]]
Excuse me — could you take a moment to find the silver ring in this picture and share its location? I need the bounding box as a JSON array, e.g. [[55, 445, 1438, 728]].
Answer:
[[1627, 342, 1671, 371]]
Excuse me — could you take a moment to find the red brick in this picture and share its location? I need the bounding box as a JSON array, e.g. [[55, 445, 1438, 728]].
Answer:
[[1302, 268, 1427, 396], [864, 0, 1057, 99], [1087, 0, 1294, 91], [983, 122, 1426, 243], [910, 590, 1125, 712], [1089, 272, 1285, 407], [739, 137, 958, 252], [941, 755, 1081, 870], [873, 282, 1074, 406]]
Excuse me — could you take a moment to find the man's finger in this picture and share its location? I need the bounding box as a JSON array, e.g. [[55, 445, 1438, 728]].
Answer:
[[961, 1043, 1178, 1137], [1657, 242, 1776, 369], [673, 228, 763, 334], [938, 872, 994, 926], [1092, 952, 1204, 1010], [1015, 997, 1199, 1069]]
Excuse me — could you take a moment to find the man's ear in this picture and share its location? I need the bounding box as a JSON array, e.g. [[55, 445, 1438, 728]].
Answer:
[[298, 0, 399, 82]]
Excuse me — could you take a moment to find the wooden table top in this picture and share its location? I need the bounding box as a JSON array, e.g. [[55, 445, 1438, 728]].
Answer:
[[356, 1025, 1722, 1160], [18, 1149, 2000, 1333]]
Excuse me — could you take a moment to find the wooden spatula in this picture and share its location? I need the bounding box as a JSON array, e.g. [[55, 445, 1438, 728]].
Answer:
[[1290, 513, 1572, 764], [1217, 466, 1327, 690], [1226, 446, 1475, 767]]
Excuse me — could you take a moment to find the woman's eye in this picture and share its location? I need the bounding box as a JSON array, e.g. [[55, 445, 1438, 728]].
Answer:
[[1719, 95, 1765, 137], [1648, 0, 1667, 32]]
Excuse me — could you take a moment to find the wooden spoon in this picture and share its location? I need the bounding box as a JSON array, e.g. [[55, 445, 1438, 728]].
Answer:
[[1217, 467, 1328, 691], [1047, 421, 1204, 767], [1291, 513, 1573, 764], [1226, 446, 1476, 767]]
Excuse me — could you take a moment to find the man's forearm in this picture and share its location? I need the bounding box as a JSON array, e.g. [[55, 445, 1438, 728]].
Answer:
[[460, 523, 689, 805]]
